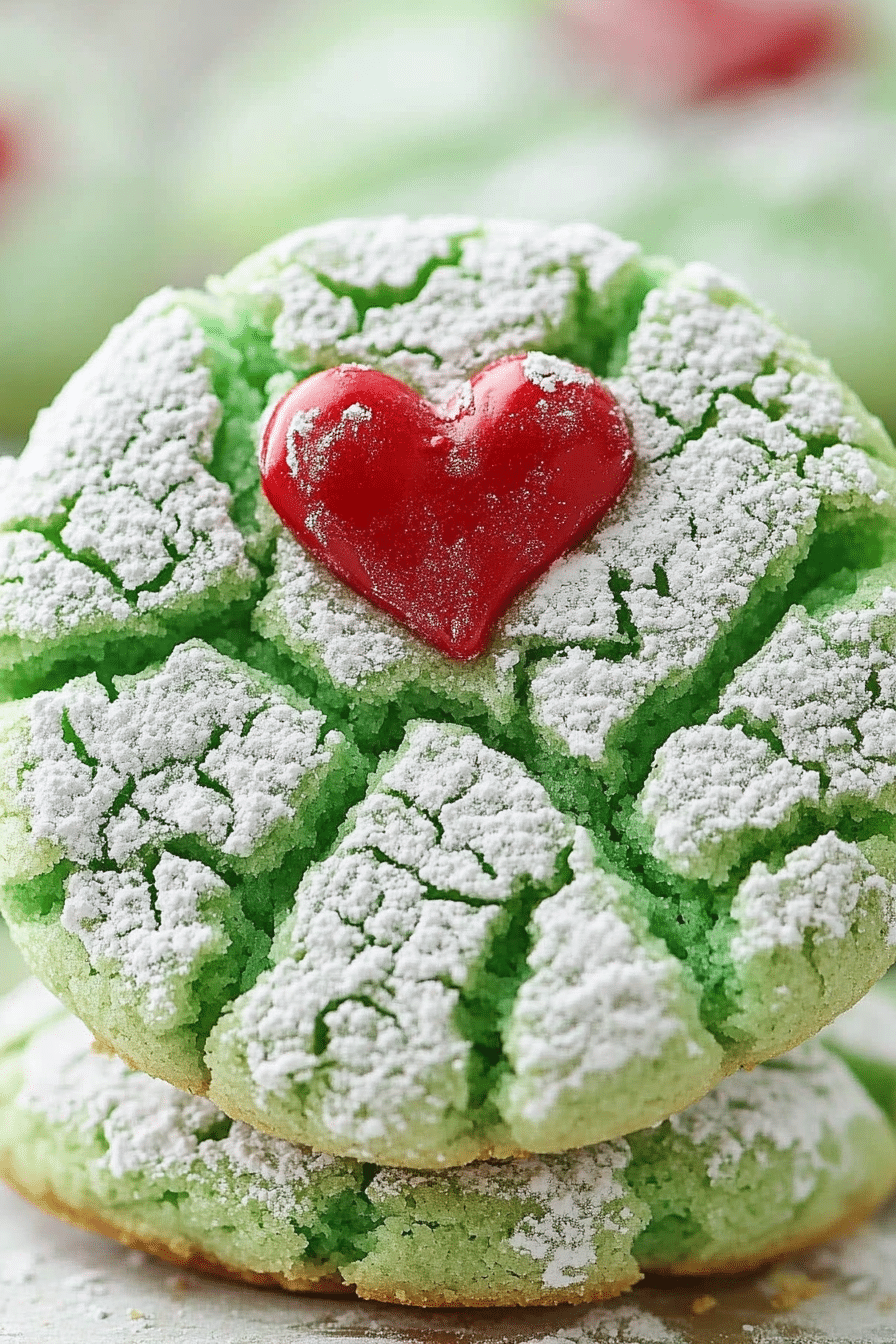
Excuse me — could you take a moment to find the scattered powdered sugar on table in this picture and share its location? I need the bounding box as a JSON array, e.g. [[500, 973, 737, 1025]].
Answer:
[[521, 1304, 684, 1342]]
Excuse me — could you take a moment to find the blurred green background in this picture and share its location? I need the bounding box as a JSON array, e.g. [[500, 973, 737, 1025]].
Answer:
[[2, 0, 896, 451]]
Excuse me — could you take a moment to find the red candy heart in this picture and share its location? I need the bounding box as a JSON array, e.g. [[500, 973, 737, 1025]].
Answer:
[[260, 354, 634, 660]]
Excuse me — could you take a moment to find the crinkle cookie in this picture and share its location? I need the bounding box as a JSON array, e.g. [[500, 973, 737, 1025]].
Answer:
[[2, 218, 896, 1165], [1, 982, 893, 1309]]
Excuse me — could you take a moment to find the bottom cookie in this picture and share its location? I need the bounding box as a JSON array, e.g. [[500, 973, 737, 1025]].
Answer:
[[0, 981, 894, 1309]]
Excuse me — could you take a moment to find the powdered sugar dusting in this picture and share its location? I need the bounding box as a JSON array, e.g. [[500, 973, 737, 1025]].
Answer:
[[668, 1043, 882, 1201], [363, 1145, 639, 1290], [15, 1012, 347, 1220], [60, 856, 230, 1027], [523, 352, 593, 393], [225, 218, 639, 404], [257, 529, 517, 715], [5, 992, 890, 1308], [528, 267, 895, 777], [640, 723, 821, 884], [218, 216, 477, 373], [4, 998, 643, 1296], [502, 829, 719, 1124], [11, 640, 342, 872], [638, 578, 896, 882], [521, 1303, 683, 1342], [248, 225, 894, 803], [210, 721, 575, 1164], [0, 293, 254, 669], [338, 221, 637, 402], [3, 214, 896, 1178], [731, 833, 896, 962], [285, 406, 320, 478], [505, 1148, 634, 1288]]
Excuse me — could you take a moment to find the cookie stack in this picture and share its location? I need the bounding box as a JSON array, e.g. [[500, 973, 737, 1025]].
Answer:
[[1, 217, 896, 1307]]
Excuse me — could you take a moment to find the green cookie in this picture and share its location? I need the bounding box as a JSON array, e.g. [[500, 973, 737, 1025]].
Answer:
[[2, 218, 896, 1165], [1, 981, 893, 1309]]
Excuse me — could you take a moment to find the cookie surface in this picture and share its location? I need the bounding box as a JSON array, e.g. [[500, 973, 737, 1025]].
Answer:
[[2, 218, 896, 1164], [1, 981, 893, 1309]]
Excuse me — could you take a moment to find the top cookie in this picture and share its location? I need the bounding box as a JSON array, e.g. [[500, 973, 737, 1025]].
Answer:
[[2, 217, 896, 1166]]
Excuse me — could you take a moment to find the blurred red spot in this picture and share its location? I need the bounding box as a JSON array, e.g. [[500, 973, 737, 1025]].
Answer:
[[0, 117, 23, 185], [559, 0, 850, 106]]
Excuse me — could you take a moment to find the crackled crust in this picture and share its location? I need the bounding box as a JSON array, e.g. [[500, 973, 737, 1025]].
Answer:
[[1, 993, 893, 1309], [3, 217, 896, 1164]]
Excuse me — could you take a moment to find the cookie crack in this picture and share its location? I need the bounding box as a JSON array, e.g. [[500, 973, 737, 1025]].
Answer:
[[312, 230, 471, 321]]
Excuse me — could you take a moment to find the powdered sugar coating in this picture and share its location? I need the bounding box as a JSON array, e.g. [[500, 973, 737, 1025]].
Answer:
[[256, 534, 516, 716], [15, 1012, 351, 1223], [60, 855, 231, 1028], [528, 267, 896, 778], [224, 218, 639, 404], [523, 352, 594, 393], [4, 991, 893, 1305], [246, 230, 894, 798], [638, 578, 896, 882], [500, 829, 720, 1141], [3, 216, 896, 1165], [0, 294, 255, 679], [731, 833, 896, 962], [207, 722, 577, 1165], [12, 640, 344, 872], [639, 723, 821, 884], [371, 1145, 636, 1292], [667, 1043, 882, 1201]]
